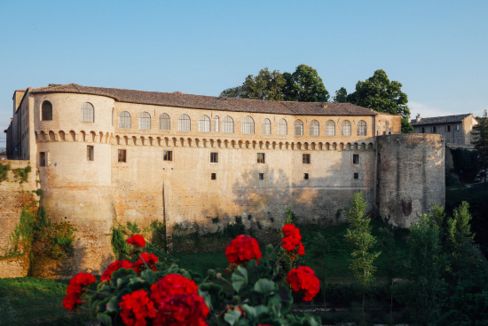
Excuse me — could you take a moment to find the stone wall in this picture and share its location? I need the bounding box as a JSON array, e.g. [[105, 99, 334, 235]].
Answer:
[[0, 160, 36, 278], [376, 134, 445, 228]]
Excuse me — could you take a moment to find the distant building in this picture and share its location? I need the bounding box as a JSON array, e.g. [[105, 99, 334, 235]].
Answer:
[[411, 113, 478, 146]]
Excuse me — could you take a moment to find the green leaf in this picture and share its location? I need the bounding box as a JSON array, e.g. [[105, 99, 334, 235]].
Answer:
[[105, 296, 118, 313], [224, 309, 242, 325], [253, 278, 276, 295], [231, 265, 248, 293], [96, 312, 112, 326]]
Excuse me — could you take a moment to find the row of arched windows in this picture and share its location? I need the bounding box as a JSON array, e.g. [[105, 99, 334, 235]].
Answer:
[[41, 100, 95, 123], [117, 111, 368, 136]]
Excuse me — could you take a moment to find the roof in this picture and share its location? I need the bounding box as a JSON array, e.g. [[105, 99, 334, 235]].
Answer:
[[411, 114, 473, 126], [29, 83, 377, 116]]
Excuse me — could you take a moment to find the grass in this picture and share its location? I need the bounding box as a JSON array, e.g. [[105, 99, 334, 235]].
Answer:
[[0, 277, 86, 325]]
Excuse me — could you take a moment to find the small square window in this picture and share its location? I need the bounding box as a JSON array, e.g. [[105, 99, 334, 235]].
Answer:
[[39, 152, 47, 167], [87, 145, 94, 161], [353, 154, 359, 164], [354, 172, 359, 180], [257, 153, 265, 164], [304, 173, 309, 180], [118, 149, 127, 163], [258, 173, 264, 180], [163, 150, 173, 161], [303, 153, 311, 164], [210, 152, 218, 163], [211, 173, 217, 180]]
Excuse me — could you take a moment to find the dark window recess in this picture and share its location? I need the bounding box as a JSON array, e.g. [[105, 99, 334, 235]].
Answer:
[[41, 101, 53, 121], [433, 126, 437, 133], [354, 172, 359, 179], [87, 145, 94, 161], [210, 152, 218, 163], [353, 154, 359, 164], [257, 153, 265, 164], [447, 125, 451, 132], [258, 173, 264, 180], [163, 150, 173, 161], [39, 152, 47, 167], [303, 153, 311, 164], [421, 127, 425, 133], [118, 149, 127, 163], [304, 173, 309, 180], [211, 173, 217, 180]]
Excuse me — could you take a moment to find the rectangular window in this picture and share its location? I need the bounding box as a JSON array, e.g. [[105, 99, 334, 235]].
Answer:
[[87, 145, 94, 161], [456, 124, 460, 131], [163, 150, 173, 161], [354, 172, 359, 180], [39, 152, 47, 167], [421, 127, 425, 133], [211, 173, 217, 180], [304, 173, 309, 180], [447, 125, 451, 132], [353, 154, 359, 164], [303, 153, 311, 164], [210, 152, 218, 163], [257, 153, 265, 164], [118, 149, 127, 163], [258, 173, 264, 180], [433, 126, 437, 133]]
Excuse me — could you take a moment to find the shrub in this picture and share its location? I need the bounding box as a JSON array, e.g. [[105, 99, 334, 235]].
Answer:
[[0, 163, 10, 182], [12, 165, 31, 184]]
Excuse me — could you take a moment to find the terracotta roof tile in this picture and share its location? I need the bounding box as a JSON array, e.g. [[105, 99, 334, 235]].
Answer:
[[30, 83, 377, 116]]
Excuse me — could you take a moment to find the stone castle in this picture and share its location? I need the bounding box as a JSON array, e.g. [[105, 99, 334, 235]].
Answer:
[[3, 83, 445, 272]]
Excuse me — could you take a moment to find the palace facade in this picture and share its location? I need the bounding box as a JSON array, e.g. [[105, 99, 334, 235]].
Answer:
[[5, 84, 445, 271]]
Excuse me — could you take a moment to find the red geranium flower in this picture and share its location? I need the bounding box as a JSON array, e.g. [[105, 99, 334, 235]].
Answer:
[[134, 252, 158, 272], [150, 273, 198, 303], [119, 289, 157, 326], [101, 260, 134, 281], [62, 272, 96, 310], [225, 235, 262, 265], [281, 224, 305, 256], [153, 293, 209, 326], [126, 234, 146, 248], [286, 266, 320, 302]]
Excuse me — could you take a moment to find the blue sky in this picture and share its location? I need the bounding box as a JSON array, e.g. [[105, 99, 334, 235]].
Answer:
[[1, 0, 487, 146]]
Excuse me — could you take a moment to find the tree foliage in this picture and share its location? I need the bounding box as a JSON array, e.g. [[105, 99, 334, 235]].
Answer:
[[333, 87, 348, 103], [473, 110, 488, 182], [220, 64, 329, 102], [346, 69, 412, 132]]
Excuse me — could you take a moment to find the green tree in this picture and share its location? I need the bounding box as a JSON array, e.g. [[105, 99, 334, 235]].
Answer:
[[347, 69, 412, 132], [283, 64, 329, 102], [333, 87, 348, 103], [472, 110, 488, 182], [220, 65, 329, 102], [344, 192, 380, 323], [406, 212, 446, 325]]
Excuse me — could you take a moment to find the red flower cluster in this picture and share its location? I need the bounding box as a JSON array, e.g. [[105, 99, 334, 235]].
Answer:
[[286, 266, 320, 302], [126, 234, 146, 248], [281, 224, 305, 256], [119, 289, 157, 326], [150, 273, 199, 303], [63, 272, 96, 310], [153, 293, 209, 326], [225, 235, 262, 265], [134, 252, 158, 272], [101, 260, 134, 281]]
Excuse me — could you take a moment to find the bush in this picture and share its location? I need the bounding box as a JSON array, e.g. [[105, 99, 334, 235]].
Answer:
[[450, 148, 480, 182], [0, 163, 10, 182]]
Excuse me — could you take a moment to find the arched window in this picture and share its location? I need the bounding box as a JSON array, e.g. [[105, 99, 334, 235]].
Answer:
[[241, 116, 255, 134], [159, 113, 170, 131], [310, 120, 320, 136], [342, 120, 352, 136], [119, 111, 131, 128], [178, 114, 191, 132], [223, 116, 234, 133], [294, 120, 304, 136], [263, 118, 271, 135], [357, 120, 367, 136], [213, 115, 220, 132], [199, 115, 211, 133], [139, 112, 151, 130], [81, 102, 94, 122], [278, 119, 288, 136], [326, 120, 336, 136], [41, 101, 53, 121]]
